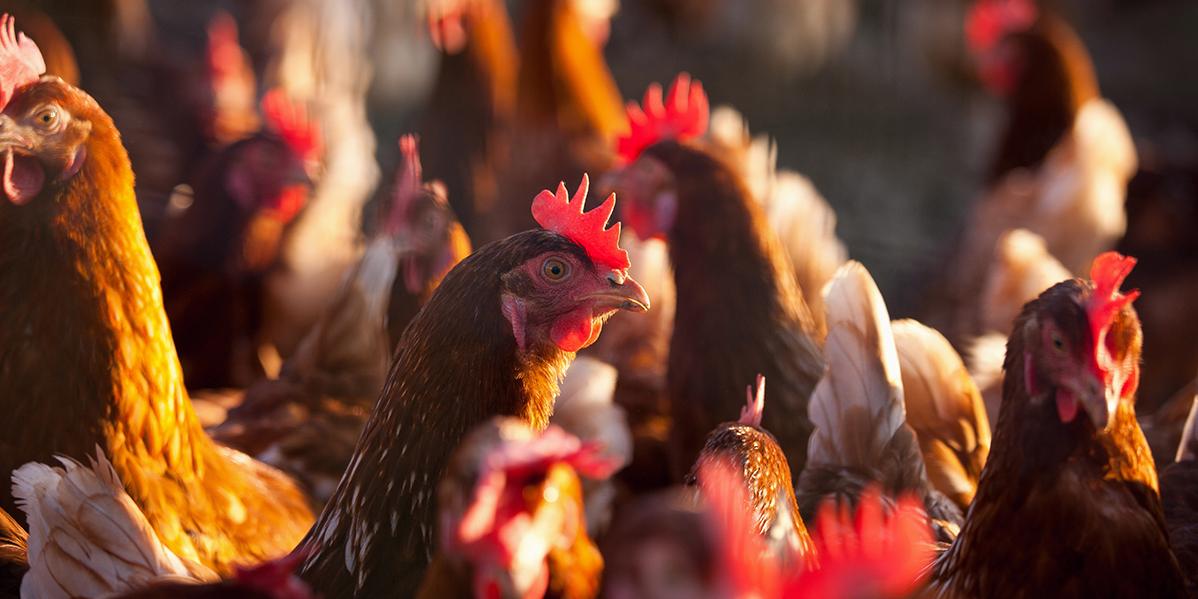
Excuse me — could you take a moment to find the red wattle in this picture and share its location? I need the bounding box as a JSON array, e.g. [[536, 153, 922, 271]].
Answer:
[[1056, 388, 1079, 423], [550, 307, 595, 352]]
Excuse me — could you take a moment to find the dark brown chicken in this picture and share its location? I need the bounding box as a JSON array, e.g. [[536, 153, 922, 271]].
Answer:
[[0, 18, 312, 575], [1162, 395, 1198, 598], [930, 253, 1186, 598], [607, 74, 824, 480], [207, 136, 471, 504], [296, 176, 650, 598], [155, 90, 320, 389]]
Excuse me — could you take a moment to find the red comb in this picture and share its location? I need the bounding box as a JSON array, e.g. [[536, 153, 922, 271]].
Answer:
[[616, 72, 709, 164], [787, 489, 934, 599], [1085, 252, 1140, 380], [966, 0, 1037, 54], [386, 134, 423, 235], [739, 374, 766, 427], [0, 14, 45, 112], [261, 89, 322, 163], [532, 174, 630, 271], [206, 12, 242, 80]]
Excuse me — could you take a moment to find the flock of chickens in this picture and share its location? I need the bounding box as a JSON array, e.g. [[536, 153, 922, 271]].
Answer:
[[0, 0, 1194, 598]]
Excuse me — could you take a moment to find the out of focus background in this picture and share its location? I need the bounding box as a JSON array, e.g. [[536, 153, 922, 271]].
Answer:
[[12, 0, 1196, 412]]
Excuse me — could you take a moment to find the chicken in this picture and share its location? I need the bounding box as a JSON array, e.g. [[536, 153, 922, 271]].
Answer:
[[607, 73, 824, 480], [0, 506, 25, 599], [929, 252, 1187, 598], [687, 375, 814, 563], [892, 320, 990, 511], [0, 18, 313, 574], [485, 0, 626, 243], [417, 419, 615, 599], [600, 488, 718, 599], [200, 135, 470, 505], [978, 228, 1071, 337], [419, 0, 517, 238], [927, 0, 1136, 346], [795, 263, 962, 542], [295, 175, 650, 597], [1162, 394, 1198, 598], [155, 89, 321, 388], [11, 449, 217, 598]]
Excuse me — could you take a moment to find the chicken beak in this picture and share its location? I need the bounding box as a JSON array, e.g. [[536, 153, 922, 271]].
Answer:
[[590, 269, 651, 313], [1069, 370, 1118, 432]]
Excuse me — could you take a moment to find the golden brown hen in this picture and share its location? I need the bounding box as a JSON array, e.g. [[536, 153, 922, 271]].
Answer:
[[0, 17, 313, 575]]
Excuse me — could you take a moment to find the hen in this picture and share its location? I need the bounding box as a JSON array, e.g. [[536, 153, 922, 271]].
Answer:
[[417, 419, 614, 599], [296, 175, 650, 597], [608, 73, 824, 480], [1161, 394, 1198, 598], [0, 17, 313, 574], [795, 263, 962, 542], [155, 89, 322, 388], [419, 0, 517, 238], [929, 0, 1137, 346], [205, 136, 471, 504], [929, 253, 1186, 598]]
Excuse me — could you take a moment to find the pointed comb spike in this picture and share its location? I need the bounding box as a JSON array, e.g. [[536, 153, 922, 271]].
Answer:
[[531, 174, 631, 271], [1084, 252, 1140, 380], [261, 88, 322, 163], [0, 14, 45, 111], [966, 0, 1038, 55], [615, 72, 710, 164], [738, 374, 766, 427]]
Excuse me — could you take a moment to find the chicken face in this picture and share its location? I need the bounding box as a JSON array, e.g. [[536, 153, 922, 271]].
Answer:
[[501, 244, 649, 353], [1023, 284, 1140, 432], [606, 157, 676, 241], [0, 78, 90, 206]]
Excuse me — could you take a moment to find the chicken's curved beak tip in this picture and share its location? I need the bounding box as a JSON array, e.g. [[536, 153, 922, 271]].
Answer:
[[618, 275, 651, 313]]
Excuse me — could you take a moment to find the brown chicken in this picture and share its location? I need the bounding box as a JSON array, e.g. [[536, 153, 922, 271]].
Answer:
[[928, 0, 1136, 346], [794, 263, 962, 542], [0, 18, 312, 575], [417, 419, 614, 599], [419, 0, 517, 238], [207, 135, 471, 504], [485, 0, 626, 243], [929, 253, 1186, 598], [155, 89, 321, 388], [295, 176, 650, 597], [607, 74, 824, 480], [112, 553, 314, 599], [687, 376, 814, 562]]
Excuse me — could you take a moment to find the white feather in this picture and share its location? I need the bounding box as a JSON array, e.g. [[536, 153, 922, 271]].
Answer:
[[979, 229, 1071, 335], [805, 262, 904, 470], [1176, 396, 1198, 463], [13, 448, 215, 599]]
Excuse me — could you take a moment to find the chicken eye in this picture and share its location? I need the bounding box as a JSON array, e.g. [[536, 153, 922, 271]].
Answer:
[[541, 257, 570, 282], [35, 107, 59, 129], [1050, 332, 1065, 353]]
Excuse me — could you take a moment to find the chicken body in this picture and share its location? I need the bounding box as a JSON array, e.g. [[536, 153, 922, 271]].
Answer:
[[0, 75, 312, 575], [930, 271, 1185, 598]]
